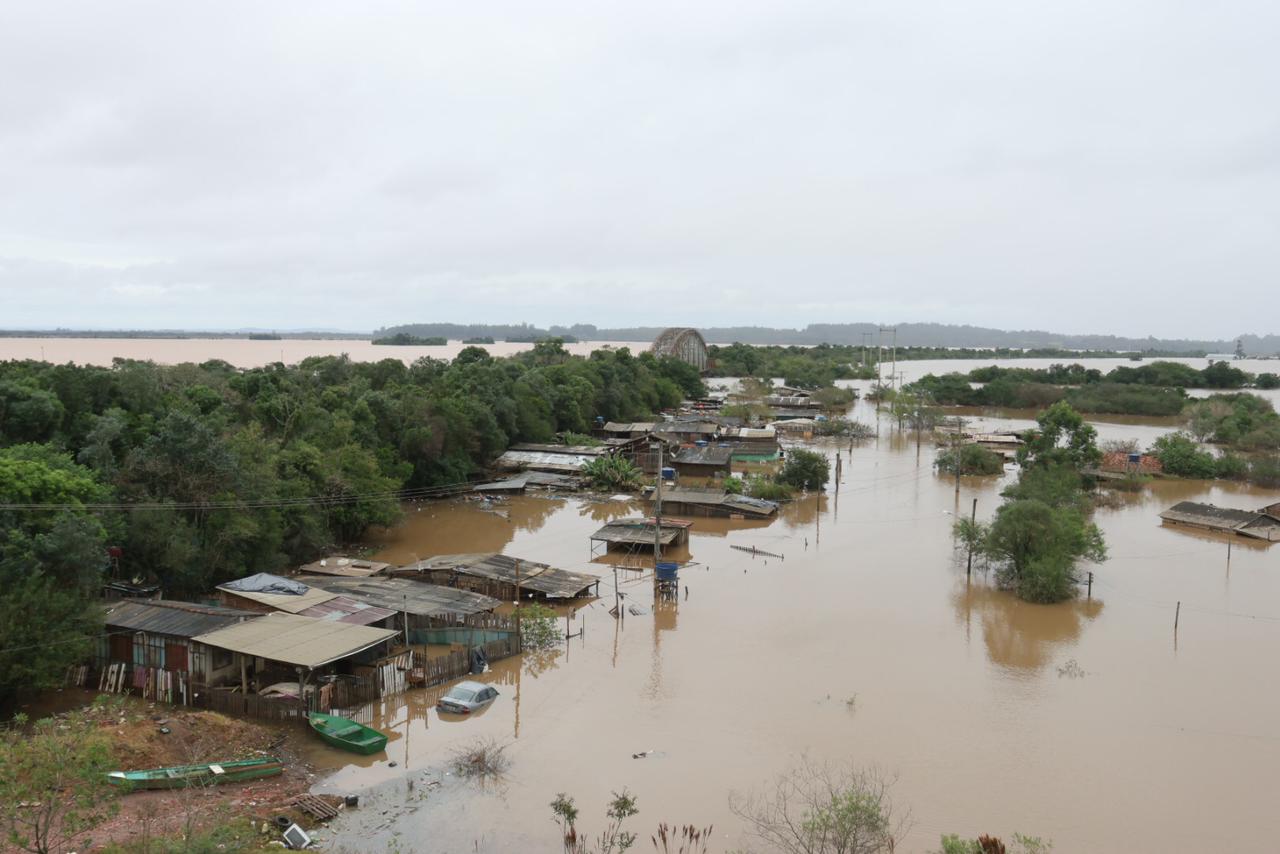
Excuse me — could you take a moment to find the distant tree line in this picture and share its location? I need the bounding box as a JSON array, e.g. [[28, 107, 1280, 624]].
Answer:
[[906, 361, 1279, 416], [0, 340, 704, 701], [374, 321, 1280, 354]]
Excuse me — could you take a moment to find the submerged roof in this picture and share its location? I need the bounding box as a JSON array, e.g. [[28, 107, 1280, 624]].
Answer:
[[671, 446, 734, 466], [104, 599, 260, 639], [602, 422, 656, 433], [297, 556, 390, 578], [217, 573, 337, 613], [656, 489, 779, 517], [1159, 502, 1280, 541], [310, 576, 500, 617], [192, 612, 397, 668], [591, 517, 691, 546], [495, 449, 599, 473], [409, 553, 600, 598]]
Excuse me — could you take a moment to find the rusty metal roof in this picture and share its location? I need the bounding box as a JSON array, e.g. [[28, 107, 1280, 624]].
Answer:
[[104, 599, 261, 639]]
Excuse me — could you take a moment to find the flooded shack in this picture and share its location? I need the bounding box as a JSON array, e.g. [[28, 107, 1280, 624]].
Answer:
[[1158, 501, 1280, 542], [670, 445, 734, 479], [92, 599, 263, 701], [494, 443, 612, 474], [296, 556, 391, 578], [191, 612, 399, 694], [306, 576, 505, 645], [400, 553, 601, 600], [652, 488, 779, 519], [590, 517, 693, 556], [471, 471, 581, 494], [216, 573, 397, 626]]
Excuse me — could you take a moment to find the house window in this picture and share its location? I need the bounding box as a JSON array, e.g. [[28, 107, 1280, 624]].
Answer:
[[212, 647, 232, 670]]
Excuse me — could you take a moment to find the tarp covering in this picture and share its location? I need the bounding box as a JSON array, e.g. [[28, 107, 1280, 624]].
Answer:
[[220, 572, 309, 596]]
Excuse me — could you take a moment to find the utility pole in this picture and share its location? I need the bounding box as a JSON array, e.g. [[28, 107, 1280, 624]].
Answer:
[[514, 559, 522, 648], [953, 416, 963, 497], [653, 442, 664, 598], [966, 497, 977, 579]]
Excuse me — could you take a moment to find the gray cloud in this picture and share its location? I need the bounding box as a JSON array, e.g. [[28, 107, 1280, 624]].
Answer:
[[1, 1, 1277, 337]]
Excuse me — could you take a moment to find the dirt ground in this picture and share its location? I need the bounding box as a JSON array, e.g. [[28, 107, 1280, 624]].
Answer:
[[24, 691, 346, 850]]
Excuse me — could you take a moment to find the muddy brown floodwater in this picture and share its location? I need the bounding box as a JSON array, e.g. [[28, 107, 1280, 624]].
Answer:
[[300, 397, 1279, 854]]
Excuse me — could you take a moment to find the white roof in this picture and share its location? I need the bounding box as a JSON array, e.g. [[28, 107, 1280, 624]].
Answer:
[[192, 612, 397, 669], [216, 582, 337, 614]]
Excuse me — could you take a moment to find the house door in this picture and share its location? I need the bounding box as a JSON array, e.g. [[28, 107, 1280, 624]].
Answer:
[[109, 632, 132, 663], [165, 643, 188, 672]]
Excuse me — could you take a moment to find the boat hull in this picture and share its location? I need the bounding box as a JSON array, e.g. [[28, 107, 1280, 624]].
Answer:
[[308, 712, 388, 755], [108, 757, 284, 790]]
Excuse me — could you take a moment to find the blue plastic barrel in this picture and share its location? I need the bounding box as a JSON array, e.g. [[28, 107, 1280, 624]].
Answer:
[[656, 562, 679, 582], [661, 467, 676, 480]]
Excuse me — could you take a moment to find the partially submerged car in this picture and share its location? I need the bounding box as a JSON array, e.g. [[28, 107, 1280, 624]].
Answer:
[[436, 680, 499, 715]]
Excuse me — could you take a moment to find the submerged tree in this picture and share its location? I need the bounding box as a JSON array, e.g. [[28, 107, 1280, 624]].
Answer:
[[777, 449, 830, 491], [729, 758, 907, 854]]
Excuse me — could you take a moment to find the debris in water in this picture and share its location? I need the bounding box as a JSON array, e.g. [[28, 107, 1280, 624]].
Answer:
[[1057, 659, 1086, 679]]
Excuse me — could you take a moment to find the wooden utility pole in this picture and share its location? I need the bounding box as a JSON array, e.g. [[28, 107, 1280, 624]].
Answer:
[[966, 497, 977, 579], [653, 442, 664, 597], [1174, 600, 1181, 634], [402, 593, 410, 648], [514, 559, 522, 647], [953, 416, 963, 497], [1087, 571, 1093, 599]]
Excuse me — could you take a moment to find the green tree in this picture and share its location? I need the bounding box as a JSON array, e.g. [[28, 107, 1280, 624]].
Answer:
[[582, 457, 644, 492], [777, 449, 830, 491], [0, 708, 118, 854], [1150, 432, 1217, 479], [1017, 402, 1100, 471], [936, 444, 1005, 476]]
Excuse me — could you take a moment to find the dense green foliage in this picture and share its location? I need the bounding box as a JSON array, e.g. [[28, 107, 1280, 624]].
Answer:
[[0, 342, 704, 694], [372, 333, 447, 345], [961, 405, 1106, 604], [936, 444, 1005, 476], [708, 343, 874, 388], [582, 456, 644, 491], [777, 449, 830, 491], [908, 360, 1274, 416]]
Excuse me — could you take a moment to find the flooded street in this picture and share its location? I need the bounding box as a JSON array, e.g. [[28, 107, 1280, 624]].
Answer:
[[310, 397, 1280, 853]]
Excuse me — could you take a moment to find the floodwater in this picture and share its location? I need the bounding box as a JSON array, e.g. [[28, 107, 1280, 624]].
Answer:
[[0, 337, 641, 367], [310, 395, 1280, 854]]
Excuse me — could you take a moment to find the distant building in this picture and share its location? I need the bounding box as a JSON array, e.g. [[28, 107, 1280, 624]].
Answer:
[[1158, 502, 1280, 542], [650, 328, 709, 371]]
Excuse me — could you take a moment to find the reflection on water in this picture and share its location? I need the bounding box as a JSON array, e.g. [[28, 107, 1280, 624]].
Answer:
[[952, 580, 1104, 672], [312, 382, 1279, 853]]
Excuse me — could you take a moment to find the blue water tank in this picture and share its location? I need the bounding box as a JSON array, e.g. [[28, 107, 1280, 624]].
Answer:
[[656, 562, 679, 582], [694, 439, 708, 447], [661, 467, 676, 480]]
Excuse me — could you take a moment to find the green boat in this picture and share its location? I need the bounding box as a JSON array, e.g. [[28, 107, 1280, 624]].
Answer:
[[107, 756, 283, 790], [308, 712, 388, 755]]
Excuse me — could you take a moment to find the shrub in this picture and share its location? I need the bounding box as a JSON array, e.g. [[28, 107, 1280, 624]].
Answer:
[[518, 602, 562, 651], [746, 475, 794, 501], [813, 418, 876, 439], [1250, 456, 1280, 488], [1150, 432, 1217, 479], [723, 476, 745, 495], [936, 444, 1005, 476], [581, 456, 643, 491]]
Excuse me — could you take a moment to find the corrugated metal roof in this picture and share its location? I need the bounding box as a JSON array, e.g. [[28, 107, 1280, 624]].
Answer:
[[216, 574, 337, 613], [104, 600, 261, 639], [658, 489, 779, 517], [410, 553, 600, 598], [192, 612, 397, 668], [310, 576, 500, 617], [672, 446, 734, 466], [297, 594, 397, 626], [603, 422, 655, 433], [495, 450, 597, 472]]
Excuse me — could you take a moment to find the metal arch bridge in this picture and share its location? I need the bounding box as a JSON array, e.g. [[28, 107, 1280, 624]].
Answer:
[[649, 328, 708, 371]]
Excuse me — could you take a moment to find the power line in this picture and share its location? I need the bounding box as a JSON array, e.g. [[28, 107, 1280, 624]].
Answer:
[[0, 478, 487, 512]]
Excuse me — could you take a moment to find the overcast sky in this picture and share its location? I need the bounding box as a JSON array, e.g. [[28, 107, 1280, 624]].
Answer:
[[1, 2, 1277, 337]]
